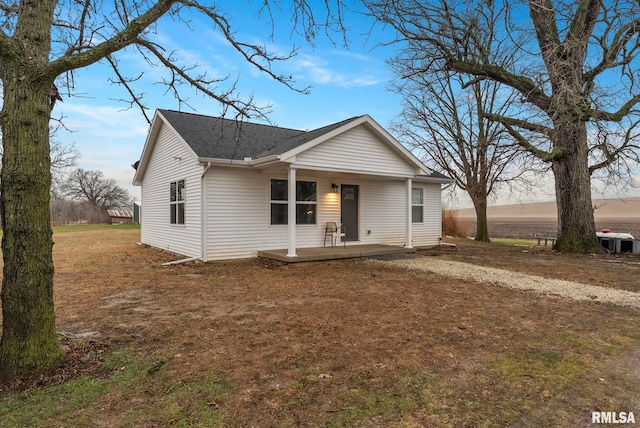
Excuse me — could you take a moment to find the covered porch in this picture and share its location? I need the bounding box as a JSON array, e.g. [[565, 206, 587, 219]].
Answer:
[[257, 244, 415, 263]]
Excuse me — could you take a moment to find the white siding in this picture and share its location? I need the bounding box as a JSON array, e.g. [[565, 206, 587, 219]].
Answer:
[[358, 180, 407, 246], [203, 169, 342, 260], [358, 181, 441, 247], [411, 183, 443, 246], [140, 123, 203, 258], [203, 171, 442, 260], [295, 125, 417, 176]]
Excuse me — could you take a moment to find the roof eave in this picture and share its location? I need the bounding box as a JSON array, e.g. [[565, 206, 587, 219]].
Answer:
[[133, 111, 165, 186], [133, 110, 200, 185], [414, 175, 455, 184], [197, 154, 281, 167]]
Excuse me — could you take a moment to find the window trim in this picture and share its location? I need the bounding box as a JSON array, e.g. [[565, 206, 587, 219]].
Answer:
[[170, 179, 186, 225], [270, 178, 317, 225], [411, 187, 424, 224]]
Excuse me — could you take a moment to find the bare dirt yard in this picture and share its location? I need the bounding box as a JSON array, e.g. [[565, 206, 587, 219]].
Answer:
[[1, 227, 640, 427]]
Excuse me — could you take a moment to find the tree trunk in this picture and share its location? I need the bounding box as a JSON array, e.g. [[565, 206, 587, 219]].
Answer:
[[551, 120, 601, 253], [0, 1, 64, 378], [471, 191, 491, 242], [0, 74, 63, 380]]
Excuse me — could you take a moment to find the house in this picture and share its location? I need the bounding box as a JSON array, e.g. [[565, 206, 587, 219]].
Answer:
[[132, 109, 452, 261]]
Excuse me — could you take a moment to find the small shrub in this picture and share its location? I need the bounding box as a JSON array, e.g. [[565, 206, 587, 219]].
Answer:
[[442, 209, 471, 238]]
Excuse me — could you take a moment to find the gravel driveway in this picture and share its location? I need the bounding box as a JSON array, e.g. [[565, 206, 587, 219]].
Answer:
[[374, 257, 640, 309]]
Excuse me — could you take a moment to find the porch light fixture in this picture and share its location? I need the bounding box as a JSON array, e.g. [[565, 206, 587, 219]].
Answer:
[[331, 183, 339, 193]]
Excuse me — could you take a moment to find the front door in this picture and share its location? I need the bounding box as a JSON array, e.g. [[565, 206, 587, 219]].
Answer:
[[341, 184, 359, 241]]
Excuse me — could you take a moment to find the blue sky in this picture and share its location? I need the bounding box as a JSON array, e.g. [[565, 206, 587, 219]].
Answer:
[[52, 2, 640, 207], [54, 3, 406, 203]]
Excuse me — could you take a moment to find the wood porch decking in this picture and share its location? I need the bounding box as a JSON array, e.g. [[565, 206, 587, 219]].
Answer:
[[257, 244, 415, 263]]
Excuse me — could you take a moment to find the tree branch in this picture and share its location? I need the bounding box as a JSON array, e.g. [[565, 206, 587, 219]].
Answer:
[[589, 119, 640, 173], [104, 54, 152, 123], [484, 113, 554, 137], [584, 17, 640, 83], [447, 60, 552, 112], [133, 38, 268, 120], [179, 0, 309, 94], [498, 120, 560, 162], [529, 0, 561, 62], [567, 0, 601, 48], [485, 114, 563, 162], [46, 0, 176, 77], [592, 93, 640, 121]]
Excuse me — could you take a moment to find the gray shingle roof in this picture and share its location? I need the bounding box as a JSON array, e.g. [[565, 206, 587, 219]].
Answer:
[[158, 109, 363, 160], [419, 171, 451, 180]]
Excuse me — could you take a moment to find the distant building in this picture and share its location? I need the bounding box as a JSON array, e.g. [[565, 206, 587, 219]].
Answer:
[[107, 209, 133, 224], [133, 202, 141, 224]]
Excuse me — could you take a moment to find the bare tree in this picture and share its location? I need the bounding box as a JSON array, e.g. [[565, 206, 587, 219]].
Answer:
[[1, 127, 80, 228], [49, 139, 80, 185], [62, 168, 131, 211], [388, 5, 544, 242], [49, 123, 81, 189], [365, 0, 640, 253], [0, 1, 345, 380], [392, 74, 540, 242], [47, 137, 81, 225]]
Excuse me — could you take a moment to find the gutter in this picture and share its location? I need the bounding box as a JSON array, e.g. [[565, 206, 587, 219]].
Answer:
[[413, 176, 456, 185], [197, 155, 281, 168]]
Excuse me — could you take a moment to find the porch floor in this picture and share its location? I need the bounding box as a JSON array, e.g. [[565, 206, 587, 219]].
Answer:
[[257, 244, 415, 263]]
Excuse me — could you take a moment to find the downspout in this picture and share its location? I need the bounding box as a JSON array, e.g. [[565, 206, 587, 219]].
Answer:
[[162, 256, 201, 266], [201, 162, 212, 261]]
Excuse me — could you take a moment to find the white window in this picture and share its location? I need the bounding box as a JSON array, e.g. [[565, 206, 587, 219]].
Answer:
[[170, 180, 185, 225], [412, 188, 424, 223], [270, 179, 317, 225]]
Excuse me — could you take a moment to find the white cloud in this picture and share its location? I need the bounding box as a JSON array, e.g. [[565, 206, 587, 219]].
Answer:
[[290, 54, 381, 88], [61, 104, 147, 134], [54, 102, 148, 200]]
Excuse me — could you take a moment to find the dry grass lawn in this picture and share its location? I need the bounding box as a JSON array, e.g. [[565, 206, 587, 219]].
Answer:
[[1, 226, 640, 427]]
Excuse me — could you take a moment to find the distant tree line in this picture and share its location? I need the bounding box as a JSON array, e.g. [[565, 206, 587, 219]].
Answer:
[[51, 167, 132, 225], [2, 133, 130, 225], [43, 136, 132, 224]]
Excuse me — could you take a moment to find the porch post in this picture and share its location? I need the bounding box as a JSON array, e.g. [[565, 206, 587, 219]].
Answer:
[[287, 167, 297, 257], [406, 178, 413, 249]]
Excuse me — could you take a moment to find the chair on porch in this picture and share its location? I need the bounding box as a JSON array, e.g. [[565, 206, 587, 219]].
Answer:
[[324, 222, 346, 248]]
